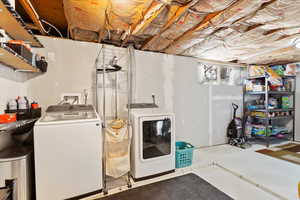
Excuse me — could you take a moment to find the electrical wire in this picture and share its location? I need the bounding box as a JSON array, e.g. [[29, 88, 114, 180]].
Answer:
[[41, 19, 63, 38], [22, 0, 64, 37]]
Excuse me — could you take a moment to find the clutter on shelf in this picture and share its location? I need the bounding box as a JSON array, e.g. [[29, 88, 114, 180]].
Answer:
[[1, 96, 41, 123], [246, 93, 293, 111], [0, 2, 46, 73], [0, 0, 45, 72], [1, 40, 48, 72], [246, 124, 289, 138], [248, 64, 297, 78], [244, 65, 296, 147], [0, 0, 42, 47]]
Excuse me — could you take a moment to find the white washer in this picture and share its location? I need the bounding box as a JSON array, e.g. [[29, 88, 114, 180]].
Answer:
[[34, 105, 102, 200], [130, 109, 175, 180]]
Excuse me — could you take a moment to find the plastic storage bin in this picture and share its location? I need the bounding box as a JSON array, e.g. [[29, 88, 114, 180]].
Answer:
[[175, 141, 194, 168]]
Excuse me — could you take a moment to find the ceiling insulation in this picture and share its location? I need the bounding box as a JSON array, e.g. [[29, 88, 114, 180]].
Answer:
[[135, 5, 179, 40], [165, 0, 273, 54], [18, 0, 300, 65], [63, 0, 108, 42]]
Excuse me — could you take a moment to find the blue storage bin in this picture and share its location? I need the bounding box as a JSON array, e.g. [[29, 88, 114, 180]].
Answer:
[[175, 141, 194, 168]]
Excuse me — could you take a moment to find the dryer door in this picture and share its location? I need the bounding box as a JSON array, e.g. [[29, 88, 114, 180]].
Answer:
[[140, 117, 172, 160]]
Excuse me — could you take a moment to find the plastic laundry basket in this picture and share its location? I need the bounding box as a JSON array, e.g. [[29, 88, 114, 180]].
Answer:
[[175, 141, 194, 168]]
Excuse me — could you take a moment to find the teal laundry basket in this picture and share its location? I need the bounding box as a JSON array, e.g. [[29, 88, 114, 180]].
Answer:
[[175, 141, 194, 168]]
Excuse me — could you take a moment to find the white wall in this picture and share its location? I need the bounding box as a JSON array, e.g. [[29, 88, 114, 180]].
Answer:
[[27, 37, 100, 110], [0, 35, 298, 146], [134, 51, 174, 112], [0, 64, 28, 113], [28, 36, 130, 119], [172, 56, 243, 146], [28, 36, 244, 147], [172, 56, 210, 146], [210, 85, 243, 145]]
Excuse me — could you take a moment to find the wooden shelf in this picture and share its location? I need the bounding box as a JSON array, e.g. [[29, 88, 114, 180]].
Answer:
[[0, 0, 43, 47], [0, 45, 39, 72]]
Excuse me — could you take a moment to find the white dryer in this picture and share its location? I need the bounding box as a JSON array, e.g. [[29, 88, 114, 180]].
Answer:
[[130, 109, 175, 180], [34, 105, 102, 200]]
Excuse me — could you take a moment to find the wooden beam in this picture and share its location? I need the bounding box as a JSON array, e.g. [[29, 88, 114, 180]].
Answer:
[[18, 0, 47, 35], [195, 57, 247, 67], [141, 0, 197, 50], [98, 30, 105, 43], [163, 10, 222, 53], [121, 0, 167, 46], [0, 1, 43, 47], [25, 23, 39, 30]]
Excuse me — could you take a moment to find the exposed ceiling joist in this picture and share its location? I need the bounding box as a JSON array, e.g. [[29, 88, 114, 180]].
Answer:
[[197, 57, 247, 67], [17, 0, 300, 65], [141, 0, 197, 50], [121, 0, 168, 46], [163, 10, 222, 54], [25, 23, 39, 30], [18, 0, 47, 35]]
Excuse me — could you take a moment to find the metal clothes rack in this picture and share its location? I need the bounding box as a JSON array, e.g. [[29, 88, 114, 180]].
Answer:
[[243, 65, 296, 147], [95, 45, 134, 195]]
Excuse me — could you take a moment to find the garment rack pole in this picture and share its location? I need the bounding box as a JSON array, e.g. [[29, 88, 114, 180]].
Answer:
[[102, 50, 108, 195], [126, 45, 135, 188], [96, 45, 134, 195]]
